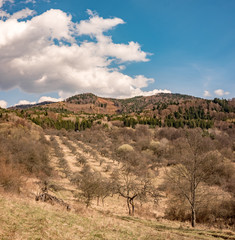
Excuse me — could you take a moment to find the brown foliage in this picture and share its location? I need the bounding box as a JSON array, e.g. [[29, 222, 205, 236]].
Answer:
[[0, 116, 51, 192], [164, 128, 234, 227], [0, 158, 24, 193], [165, 186, 235, 228]]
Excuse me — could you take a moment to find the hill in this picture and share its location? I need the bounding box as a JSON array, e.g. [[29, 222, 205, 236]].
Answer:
[[63, 93, 198, 114], [12, 92, 199, 114], [9, 92, 235, 132], [0, 102, 234, 237], [12, 101, 56, 109]]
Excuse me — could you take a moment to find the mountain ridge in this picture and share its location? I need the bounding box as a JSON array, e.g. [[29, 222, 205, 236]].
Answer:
[[11, 92, 199, 113], [10, 92, 234, 115]]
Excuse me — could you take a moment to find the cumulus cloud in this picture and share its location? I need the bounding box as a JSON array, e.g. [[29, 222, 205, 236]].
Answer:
[[0, 10, 9, 19], [77, 9, 125, 37], [203, 90, 211, 97], [15, 96, 62, 106], [0, 0, 14, 8], [38, 96, 63, 103], [0, 9, 170, 98], [128, 88, 171, 98], [10, 8, 36, 20], [0, 100, 7, 108], [214, 89, 230, 97], [15, 100, 36, 106]]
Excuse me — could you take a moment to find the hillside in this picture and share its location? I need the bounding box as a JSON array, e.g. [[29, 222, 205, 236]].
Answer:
[[9, 93, 235, 132], [12, 93, 200, 114], [1, 194, 234, 240], [12, 92, 235, 115], [0, 105, 235, 238], [1, 124, 235, 239], [63, 93, 198, 114]]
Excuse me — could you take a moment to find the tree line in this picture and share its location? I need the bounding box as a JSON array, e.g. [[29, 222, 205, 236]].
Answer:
[[31, 116, 93, 131]]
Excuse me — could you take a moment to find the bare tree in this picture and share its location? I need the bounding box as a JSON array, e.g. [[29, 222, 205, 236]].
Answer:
[[95, 178, 112, 206], [74, 165, 112, 208], [74, 165, 99, 207], [166, 129, 220, 227], [112, 166, 156, 216]]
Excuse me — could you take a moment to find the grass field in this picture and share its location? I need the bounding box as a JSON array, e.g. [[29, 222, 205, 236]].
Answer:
[[0, 194, 234, 240]]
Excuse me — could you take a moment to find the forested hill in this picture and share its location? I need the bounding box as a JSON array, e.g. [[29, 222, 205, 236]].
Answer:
[[8, 93, 235, 131], [64, 93, 198, 114], [12, 92, 235, 114]]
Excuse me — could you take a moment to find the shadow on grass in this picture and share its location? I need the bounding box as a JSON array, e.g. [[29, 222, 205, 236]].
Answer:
[[115, 215, 235, 240]]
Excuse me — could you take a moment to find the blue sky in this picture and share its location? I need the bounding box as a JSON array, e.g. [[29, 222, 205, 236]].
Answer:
[[0, 0, 234, 107]]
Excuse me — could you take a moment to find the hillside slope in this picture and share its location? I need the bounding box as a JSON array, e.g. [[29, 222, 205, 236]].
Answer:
[[9, 92, 235, 132], [0, 110, 234, 239], [1, 194, 235, 240], [1, 132, 235, 240]]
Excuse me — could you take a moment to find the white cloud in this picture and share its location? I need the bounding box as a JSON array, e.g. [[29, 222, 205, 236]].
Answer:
[[24, 0, 36, 3], [15, 100, 36, 106], [38, 96, 63, 103], [0, 100, 7, 108], [77, 9, 125, 37], [0, 9, 169, 99], [0, 0, 14, 8], [214, 89, 230, 97], [14, 96, 62, 106], [203, 90, 211, 97], [0, 10, 9, 19], [131, 75, 154, 88], [23, 0, 49, 4], [128, 88, 171, 98], [10, 8, 36, 20], [119, 65, 126, 70]]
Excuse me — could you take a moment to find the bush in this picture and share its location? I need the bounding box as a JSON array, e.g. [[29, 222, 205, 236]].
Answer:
[[165, 185, 235, 228], [0, 118, 51, 191], [0, 159, 24, 193], [118, 144, 134, 152]]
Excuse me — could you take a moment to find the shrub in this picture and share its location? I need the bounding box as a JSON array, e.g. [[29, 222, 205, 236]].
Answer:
[[0, 118, 51, 189], [118, 144, 134, 152], [165, 188, 235, 228], [0, 159, 24, 193]]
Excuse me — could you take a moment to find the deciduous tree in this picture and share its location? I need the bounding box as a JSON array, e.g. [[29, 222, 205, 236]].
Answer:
[[166, 129, 220, 227]]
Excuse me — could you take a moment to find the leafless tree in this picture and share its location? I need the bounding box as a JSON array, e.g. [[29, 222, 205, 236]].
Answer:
[[165, 129, 221, 227], [112, 166, 156, 216], [74, 165, 112, 208]]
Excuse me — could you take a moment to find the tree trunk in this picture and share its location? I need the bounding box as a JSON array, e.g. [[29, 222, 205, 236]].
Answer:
[[130, 199, 135, 216], [127, 198, 131, 215], [191, 207, 196, 227]]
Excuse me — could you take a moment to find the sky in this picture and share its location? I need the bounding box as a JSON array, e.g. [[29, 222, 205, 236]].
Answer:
[[0, 0, 234, 108]]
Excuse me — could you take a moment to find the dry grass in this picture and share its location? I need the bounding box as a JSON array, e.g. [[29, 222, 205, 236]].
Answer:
[[0, 193, 234, 240], [54, 136, 81, 173], [47, 134, 235, 228], [0, 130, 235, 239]]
